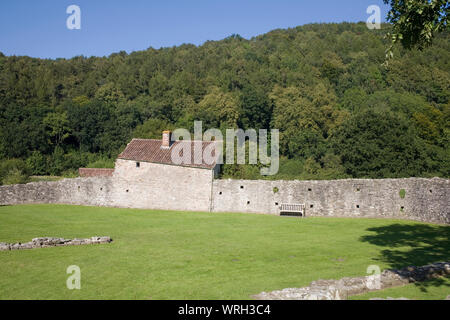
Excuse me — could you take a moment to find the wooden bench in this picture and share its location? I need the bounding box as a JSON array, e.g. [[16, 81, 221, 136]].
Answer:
[[279, 203, 306, 217]]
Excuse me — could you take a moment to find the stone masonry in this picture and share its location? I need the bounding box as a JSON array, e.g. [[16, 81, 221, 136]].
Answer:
[[0, 176, 448, 224], [212, 177, 450, 224], [0, 236, 112, 251], [253, 261, 450, 300]]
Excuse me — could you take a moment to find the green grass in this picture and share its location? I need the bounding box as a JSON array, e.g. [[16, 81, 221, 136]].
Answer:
[[29, 176, 64, 182], [350, 276, 450, 300], [0, 204, 449, 300]]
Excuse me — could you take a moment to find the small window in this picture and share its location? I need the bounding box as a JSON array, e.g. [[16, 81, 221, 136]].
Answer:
[[219, 191, 222, 195], [400, 206, 404, 211], [429, 190, 432, 193], [356, 205, 360, 208], [136, 162, 140, 168], [126, 189, 129, 193], [308, 188, 312, 192], [275, 202, 279, 206], [310, 204, 314, 208], [240, 186, 244, 189], [356, 188, 360, 192], [100, 187, 103, 191], [247, 201, 250, 205]]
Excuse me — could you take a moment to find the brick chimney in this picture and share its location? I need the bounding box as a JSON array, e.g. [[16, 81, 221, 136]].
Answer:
[[162, 130, 172, 148]]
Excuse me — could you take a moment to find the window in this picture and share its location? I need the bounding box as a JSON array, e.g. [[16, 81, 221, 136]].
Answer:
[[247, 201, 250, 205], [219, 192, 222, 195], [310, 204, 314, 208], [308, 188, 312, 192], [356, 205, 360, 208], [136, 162, 140, 168], [240, 186, 244, 189]]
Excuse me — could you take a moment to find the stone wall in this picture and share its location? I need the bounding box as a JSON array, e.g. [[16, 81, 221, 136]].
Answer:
[[110, 159, 214, 211], [211, 178, 449, 224], [0, 160, 215, 212], [0, 175, 448, 224], [0, 177, 114, 207]]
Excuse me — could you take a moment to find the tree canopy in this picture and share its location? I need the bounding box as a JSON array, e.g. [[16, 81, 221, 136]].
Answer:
[[0, 22, 448, 183], [384, 0, 449, 56]]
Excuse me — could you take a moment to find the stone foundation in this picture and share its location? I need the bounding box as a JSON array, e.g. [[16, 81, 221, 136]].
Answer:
[[253, 262, 450, 300], [0, 236, 112, 251]]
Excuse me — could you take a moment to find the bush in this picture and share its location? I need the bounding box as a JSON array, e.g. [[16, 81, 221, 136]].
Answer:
[[0, 159, 30, 185], [86, 158, 115, 169], [26, 151, 48, 175], [2, 167, 29, 185]]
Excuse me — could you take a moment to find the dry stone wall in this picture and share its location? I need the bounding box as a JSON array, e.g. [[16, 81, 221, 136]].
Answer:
[[0, 175, 448, 224], [212, 178, 449, 224], [0, 177, 114, 207]]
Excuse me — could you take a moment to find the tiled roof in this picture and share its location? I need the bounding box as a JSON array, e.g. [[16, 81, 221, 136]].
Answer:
[[79, 168, 114, 177], [118, 139, 219, 169]]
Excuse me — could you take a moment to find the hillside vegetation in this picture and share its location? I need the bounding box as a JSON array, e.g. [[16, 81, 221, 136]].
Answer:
[[0, 22, 449, 182]]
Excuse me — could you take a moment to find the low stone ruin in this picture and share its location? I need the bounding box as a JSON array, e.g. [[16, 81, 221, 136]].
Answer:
[[253, 261, 450, 300], [0, 236, 112, 251]]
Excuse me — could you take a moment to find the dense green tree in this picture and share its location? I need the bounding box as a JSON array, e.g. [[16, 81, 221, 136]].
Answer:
[[133, 118, 175, 139], [0, 22, 448, 180], [384, 0, 449, 51], [43, 110, 71, 146], [331, 110, 428, 178]]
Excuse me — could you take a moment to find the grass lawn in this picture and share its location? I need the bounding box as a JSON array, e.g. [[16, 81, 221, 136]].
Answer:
[[0, 204, 449, 300], [350, 276, 450, 300], [29, 176, 64, 183]]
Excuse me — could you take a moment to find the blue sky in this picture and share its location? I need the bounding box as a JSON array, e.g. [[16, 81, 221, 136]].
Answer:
[[0, 0, 390, 59]]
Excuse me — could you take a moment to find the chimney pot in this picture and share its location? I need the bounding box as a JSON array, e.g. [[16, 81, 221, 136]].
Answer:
[[162, 131, 171, 148]]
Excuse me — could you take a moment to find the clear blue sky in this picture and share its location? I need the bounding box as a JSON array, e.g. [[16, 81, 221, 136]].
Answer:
[[0, 0, 390, 59]]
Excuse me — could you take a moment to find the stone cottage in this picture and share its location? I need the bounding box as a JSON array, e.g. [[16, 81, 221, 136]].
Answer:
[[104, 131, 221, 212]]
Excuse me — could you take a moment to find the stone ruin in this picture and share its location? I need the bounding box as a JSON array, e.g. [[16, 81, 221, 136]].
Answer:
[[0, 236, 112, 251], [253, 261, 450, 300]]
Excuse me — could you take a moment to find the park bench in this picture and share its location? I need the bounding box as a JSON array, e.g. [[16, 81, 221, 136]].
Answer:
[[279, 203, 305, 217]]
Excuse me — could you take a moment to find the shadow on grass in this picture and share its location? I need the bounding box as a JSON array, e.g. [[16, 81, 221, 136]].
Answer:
[[360, 223, 450, 292], [414, 276, 450, 293]]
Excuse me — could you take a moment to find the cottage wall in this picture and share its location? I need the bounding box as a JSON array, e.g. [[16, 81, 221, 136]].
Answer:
[[110, 159, 214, 211]]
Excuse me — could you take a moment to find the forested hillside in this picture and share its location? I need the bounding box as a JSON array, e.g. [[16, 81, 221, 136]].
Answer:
[[0, 22, 448, 183]]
